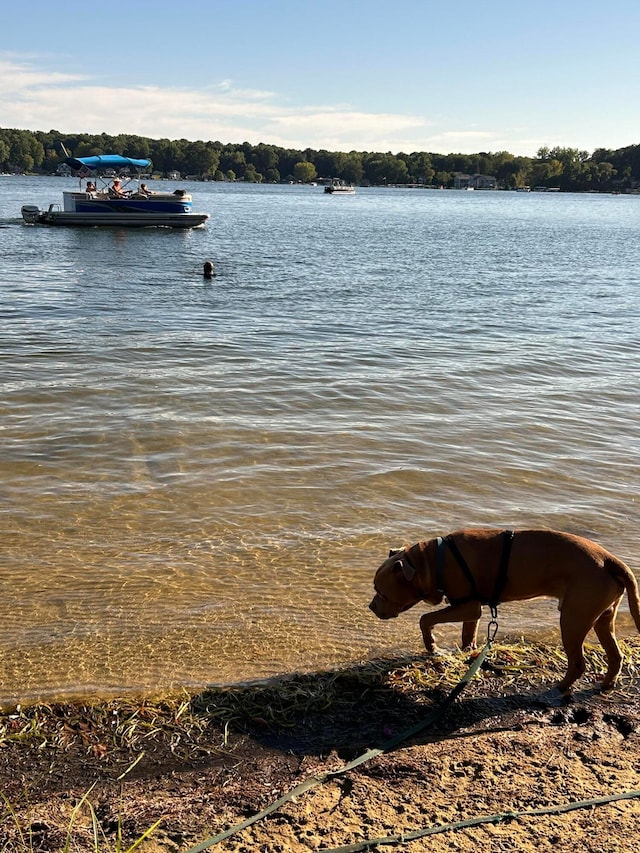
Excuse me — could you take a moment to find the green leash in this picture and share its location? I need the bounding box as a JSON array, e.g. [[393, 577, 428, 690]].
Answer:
[[185, 641, 493, 852], [323, 788, 640, 852]]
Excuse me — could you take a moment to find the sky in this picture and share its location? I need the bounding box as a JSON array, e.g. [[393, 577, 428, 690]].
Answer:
[[1, 0, 639, 158]]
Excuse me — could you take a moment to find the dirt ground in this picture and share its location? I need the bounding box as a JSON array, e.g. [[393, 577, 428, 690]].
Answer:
[[2, 642, 640, 852]]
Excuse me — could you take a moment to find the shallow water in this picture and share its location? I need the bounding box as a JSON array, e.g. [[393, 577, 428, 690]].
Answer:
[[1, 176, 639, 705]]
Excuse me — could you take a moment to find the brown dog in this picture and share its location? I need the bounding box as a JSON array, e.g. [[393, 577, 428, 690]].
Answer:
[[369, 528, 640, 693]]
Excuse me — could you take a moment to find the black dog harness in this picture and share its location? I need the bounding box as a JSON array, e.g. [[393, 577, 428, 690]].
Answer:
[[435, 530, 515, 611]]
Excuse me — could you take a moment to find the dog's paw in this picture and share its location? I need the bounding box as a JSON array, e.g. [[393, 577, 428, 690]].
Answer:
[[424, 646, 444, 658]]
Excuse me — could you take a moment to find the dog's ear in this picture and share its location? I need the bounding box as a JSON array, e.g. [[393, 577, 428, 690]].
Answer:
[[388, 548, 402, 557], [393, 559, 415, 582]]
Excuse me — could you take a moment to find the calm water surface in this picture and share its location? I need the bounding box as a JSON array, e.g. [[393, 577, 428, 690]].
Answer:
[[1, 176, 639, 706]]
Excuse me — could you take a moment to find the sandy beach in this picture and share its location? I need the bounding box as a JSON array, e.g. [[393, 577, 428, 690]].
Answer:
[[2, 639, 640, 852]]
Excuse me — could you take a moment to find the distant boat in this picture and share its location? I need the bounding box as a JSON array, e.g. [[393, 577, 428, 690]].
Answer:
[[324, 179, 355, 194], [21, 154, 209, 228]]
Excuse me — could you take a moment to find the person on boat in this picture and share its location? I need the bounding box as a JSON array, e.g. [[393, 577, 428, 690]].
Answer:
[[139, 182, 154, 196], [86, 181, 96, 194], [109, 178, 127, 198]]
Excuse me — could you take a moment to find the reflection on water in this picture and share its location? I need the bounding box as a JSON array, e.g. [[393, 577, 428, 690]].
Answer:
[[1, 178, 639, 705]]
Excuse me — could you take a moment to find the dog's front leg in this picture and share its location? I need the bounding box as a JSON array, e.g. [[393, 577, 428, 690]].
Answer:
[[420, 601, 482, 654], [461, 619, 479, 650]]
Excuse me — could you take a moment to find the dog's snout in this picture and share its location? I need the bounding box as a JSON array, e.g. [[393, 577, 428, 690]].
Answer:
[[369, 594, 397, 620]]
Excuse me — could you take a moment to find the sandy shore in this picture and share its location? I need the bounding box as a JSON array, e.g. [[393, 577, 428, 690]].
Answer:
[[2, 639, 640, 852]]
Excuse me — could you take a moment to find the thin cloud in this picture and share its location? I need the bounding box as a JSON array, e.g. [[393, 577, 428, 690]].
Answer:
[[0, 53, 524, 154], [0, 57, 85, 93], [213, 79, 276, 101]]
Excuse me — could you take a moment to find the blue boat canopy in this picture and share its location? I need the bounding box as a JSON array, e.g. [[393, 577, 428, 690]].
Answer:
[[65, 154, 152, 172]]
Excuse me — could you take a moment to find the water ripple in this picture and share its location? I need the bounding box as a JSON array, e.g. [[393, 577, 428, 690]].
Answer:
[[1, 179, 639, 703]]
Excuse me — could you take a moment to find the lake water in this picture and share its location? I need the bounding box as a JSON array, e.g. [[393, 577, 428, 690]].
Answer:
[[1, 176, 639, 707]]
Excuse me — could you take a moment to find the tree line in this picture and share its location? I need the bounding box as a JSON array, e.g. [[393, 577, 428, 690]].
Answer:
[[1, 126, 640, 192]]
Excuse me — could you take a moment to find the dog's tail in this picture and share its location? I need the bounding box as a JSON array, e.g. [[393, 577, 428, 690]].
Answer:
[[608, 558, 640, 632]]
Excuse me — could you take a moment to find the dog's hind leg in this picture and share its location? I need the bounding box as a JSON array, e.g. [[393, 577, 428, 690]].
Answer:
[[557, 608, 591, 693], [592, 600, 623, 690], [557, 583, 625, 693]]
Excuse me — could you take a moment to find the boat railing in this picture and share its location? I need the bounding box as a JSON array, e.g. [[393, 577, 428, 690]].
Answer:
[[44, 203, 61, 222]]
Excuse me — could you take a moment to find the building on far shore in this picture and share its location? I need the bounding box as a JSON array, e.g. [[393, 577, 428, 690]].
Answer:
[[453, 172, 497, 190]]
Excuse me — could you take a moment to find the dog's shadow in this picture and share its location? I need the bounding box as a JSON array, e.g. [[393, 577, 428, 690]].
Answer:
[[189, 652, 601, 761]]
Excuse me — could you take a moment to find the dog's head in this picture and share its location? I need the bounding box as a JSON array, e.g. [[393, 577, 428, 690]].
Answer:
[[369, 548, 424, 620]]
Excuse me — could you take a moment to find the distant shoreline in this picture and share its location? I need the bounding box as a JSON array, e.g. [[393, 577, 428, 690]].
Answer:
[[3, 127, 639, 193], [6, 173, 640, 194]]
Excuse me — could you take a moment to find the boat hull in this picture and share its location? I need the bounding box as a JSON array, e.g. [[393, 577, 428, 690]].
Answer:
[[23, 207, 209, 228], [324, 178, 355, 194]]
